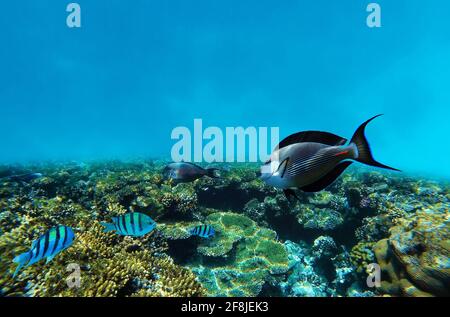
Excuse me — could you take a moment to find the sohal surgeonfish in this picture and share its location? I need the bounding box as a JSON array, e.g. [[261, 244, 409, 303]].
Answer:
[[13, 225, 75, 278], [163, 162, 219, 183], [100, 212, 156, 237], [260, 115, 400, 201]]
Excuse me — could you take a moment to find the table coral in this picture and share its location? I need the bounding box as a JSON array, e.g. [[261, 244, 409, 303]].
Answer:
[[187, 212, 289, 296]]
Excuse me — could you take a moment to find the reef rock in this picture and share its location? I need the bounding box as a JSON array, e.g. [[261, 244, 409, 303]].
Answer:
[[280, 241, 331, 297], [296, 206, 344, 231], [374, 208, 449, 296]]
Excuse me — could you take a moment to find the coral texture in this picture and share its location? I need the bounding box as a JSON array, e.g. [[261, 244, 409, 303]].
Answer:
[[374, 209, 449, 296], [0, 161, 448, 297]]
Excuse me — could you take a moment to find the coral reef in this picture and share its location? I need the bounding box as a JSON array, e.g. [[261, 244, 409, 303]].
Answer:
[[0, 218, 204, 297], [280, 240, 331, 297], [374, 208, 449, 297], [161, 212, 289, 296], [350, 241, 376, 274], [297, 206, 344, 231], [0, 160, 448, 297]]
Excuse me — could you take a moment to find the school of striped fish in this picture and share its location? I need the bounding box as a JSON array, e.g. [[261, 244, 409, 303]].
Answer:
[[12, 212, 215, 278]]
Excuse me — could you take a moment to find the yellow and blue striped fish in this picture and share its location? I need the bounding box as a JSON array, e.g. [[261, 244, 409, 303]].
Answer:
[[189, 224, 215, 238], [13, 225, 75, 278], [100, 212, 156, 237]]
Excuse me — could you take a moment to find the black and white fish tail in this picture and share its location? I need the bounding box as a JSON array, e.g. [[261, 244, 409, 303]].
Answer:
[[350, 114, 400, 172]]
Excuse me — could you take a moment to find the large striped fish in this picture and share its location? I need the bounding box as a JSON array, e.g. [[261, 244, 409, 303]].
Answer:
[[100, 212, 156, 237], [260, 115, 400, 200], [189, 224, 215, 238], [13, 225, 75, 278]]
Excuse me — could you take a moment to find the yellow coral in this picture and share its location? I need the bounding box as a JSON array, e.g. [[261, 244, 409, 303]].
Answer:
[[350, 241, 376, 274], [0, 219, 205, 297], [374, 208, 449, 297]]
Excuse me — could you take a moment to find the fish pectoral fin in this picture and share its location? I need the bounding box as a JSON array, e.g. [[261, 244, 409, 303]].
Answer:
[[277, 131, 347, 149], [276, 158, 289, 178], [299, 161, 353, 192], [283, 189, 300, 202]]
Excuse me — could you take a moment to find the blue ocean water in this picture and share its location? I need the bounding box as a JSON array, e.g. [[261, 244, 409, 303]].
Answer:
[[0, 0, 449, 179]]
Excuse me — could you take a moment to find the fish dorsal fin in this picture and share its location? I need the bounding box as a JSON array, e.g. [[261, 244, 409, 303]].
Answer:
[[185, 162, 204, 169], [31, 232, 46, 248], [175, 161, 204, 170], [277, 131, 347, 149], [299, 161, 353, 192]]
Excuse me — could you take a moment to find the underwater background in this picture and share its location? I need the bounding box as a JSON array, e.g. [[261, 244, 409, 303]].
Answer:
[[0, 1, 449, 297]]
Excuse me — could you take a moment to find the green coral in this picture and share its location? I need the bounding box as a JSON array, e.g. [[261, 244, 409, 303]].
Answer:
[[296, 206, 344, 231], [157, 211, 289, 296], [350, 241, 376, 274], [197, 212, 255, 257], [190, 212, 289, 296], [159, 221, 202, 240]]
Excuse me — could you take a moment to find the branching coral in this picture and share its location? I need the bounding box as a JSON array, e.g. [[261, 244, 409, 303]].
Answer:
[[0, 218, 205, 297]]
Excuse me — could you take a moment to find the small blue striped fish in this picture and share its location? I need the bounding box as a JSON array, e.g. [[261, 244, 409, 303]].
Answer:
[[189, 224, 215, 238], [100, 212, 156, 237], [13, 225, 75, 278]]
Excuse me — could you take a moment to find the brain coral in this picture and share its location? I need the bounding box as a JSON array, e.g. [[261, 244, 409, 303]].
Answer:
[[373, 207, 449, 297]]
